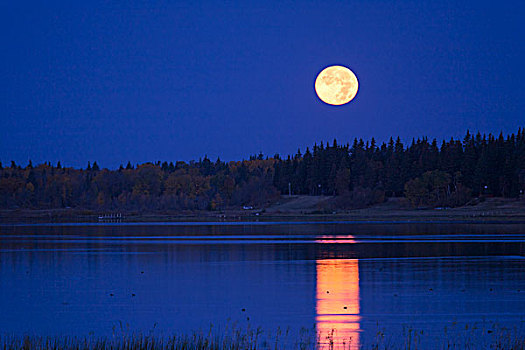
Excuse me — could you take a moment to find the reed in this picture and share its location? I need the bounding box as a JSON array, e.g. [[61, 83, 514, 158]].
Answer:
[[1, 323, 523, 350]]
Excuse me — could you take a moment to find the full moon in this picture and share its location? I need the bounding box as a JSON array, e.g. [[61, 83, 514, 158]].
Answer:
[[315, 65, 359, 105]]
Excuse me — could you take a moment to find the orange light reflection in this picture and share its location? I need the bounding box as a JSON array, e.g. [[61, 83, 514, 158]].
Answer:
[[316, 259, 360, 349], [316, 234, 357, 244]]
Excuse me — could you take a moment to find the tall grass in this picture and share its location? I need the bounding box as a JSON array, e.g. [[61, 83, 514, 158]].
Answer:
[[1, 323, 523, 350]]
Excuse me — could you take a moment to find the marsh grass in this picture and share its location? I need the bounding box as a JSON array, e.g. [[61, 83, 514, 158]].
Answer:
[[1, 322, 523, 350]]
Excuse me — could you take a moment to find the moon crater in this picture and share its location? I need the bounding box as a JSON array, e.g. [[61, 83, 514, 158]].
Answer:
[[315, 66, 358, 105]]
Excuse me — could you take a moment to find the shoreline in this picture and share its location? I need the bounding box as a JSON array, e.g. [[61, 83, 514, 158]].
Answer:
[[1, 203, 525, 225]]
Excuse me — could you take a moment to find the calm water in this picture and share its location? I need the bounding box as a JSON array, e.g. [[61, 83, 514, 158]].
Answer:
[[0, 222, 524, 348]]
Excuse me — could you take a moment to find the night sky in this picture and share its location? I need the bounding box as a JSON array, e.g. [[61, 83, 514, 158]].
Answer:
[[2, 1, 524, 168]]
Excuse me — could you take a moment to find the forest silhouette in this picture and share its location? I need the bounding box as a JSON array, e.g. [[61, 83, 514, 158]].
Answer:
[[1, 128, 524, 211]]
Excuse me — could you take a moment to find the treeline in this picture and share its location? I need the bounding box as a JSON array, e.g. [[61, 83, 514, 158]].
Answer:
[[1, 128, 525, 210]]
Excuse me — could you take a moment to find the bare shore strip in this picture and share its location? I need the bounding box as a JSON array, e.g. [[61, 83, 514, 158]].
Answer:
[[1, 197, 524, 224]]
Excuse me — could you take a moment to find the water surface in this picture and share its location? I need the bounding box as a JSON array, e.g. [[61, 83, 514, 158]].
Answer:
[[0, 222, 524, 348]]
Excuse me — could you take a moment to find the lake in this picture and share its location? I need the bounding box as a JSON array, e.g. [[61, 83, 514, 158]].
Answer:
[[0, 222, 524, 349]]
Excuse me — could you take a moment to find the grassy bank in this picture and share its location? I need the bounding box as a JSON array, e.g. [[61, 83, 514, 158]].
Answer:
[[2, 325, 524, 350], [2, 198, 525, 224]]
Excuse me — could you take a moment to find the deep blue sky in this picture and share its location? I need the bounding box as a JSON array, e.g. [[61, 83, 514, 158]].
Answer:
[[2, 1, 524, 168]]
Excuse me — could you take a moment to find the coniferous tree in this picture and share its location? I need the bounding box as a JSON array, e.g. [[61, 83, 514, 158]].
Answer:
[[1, 128, 524, 210]]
